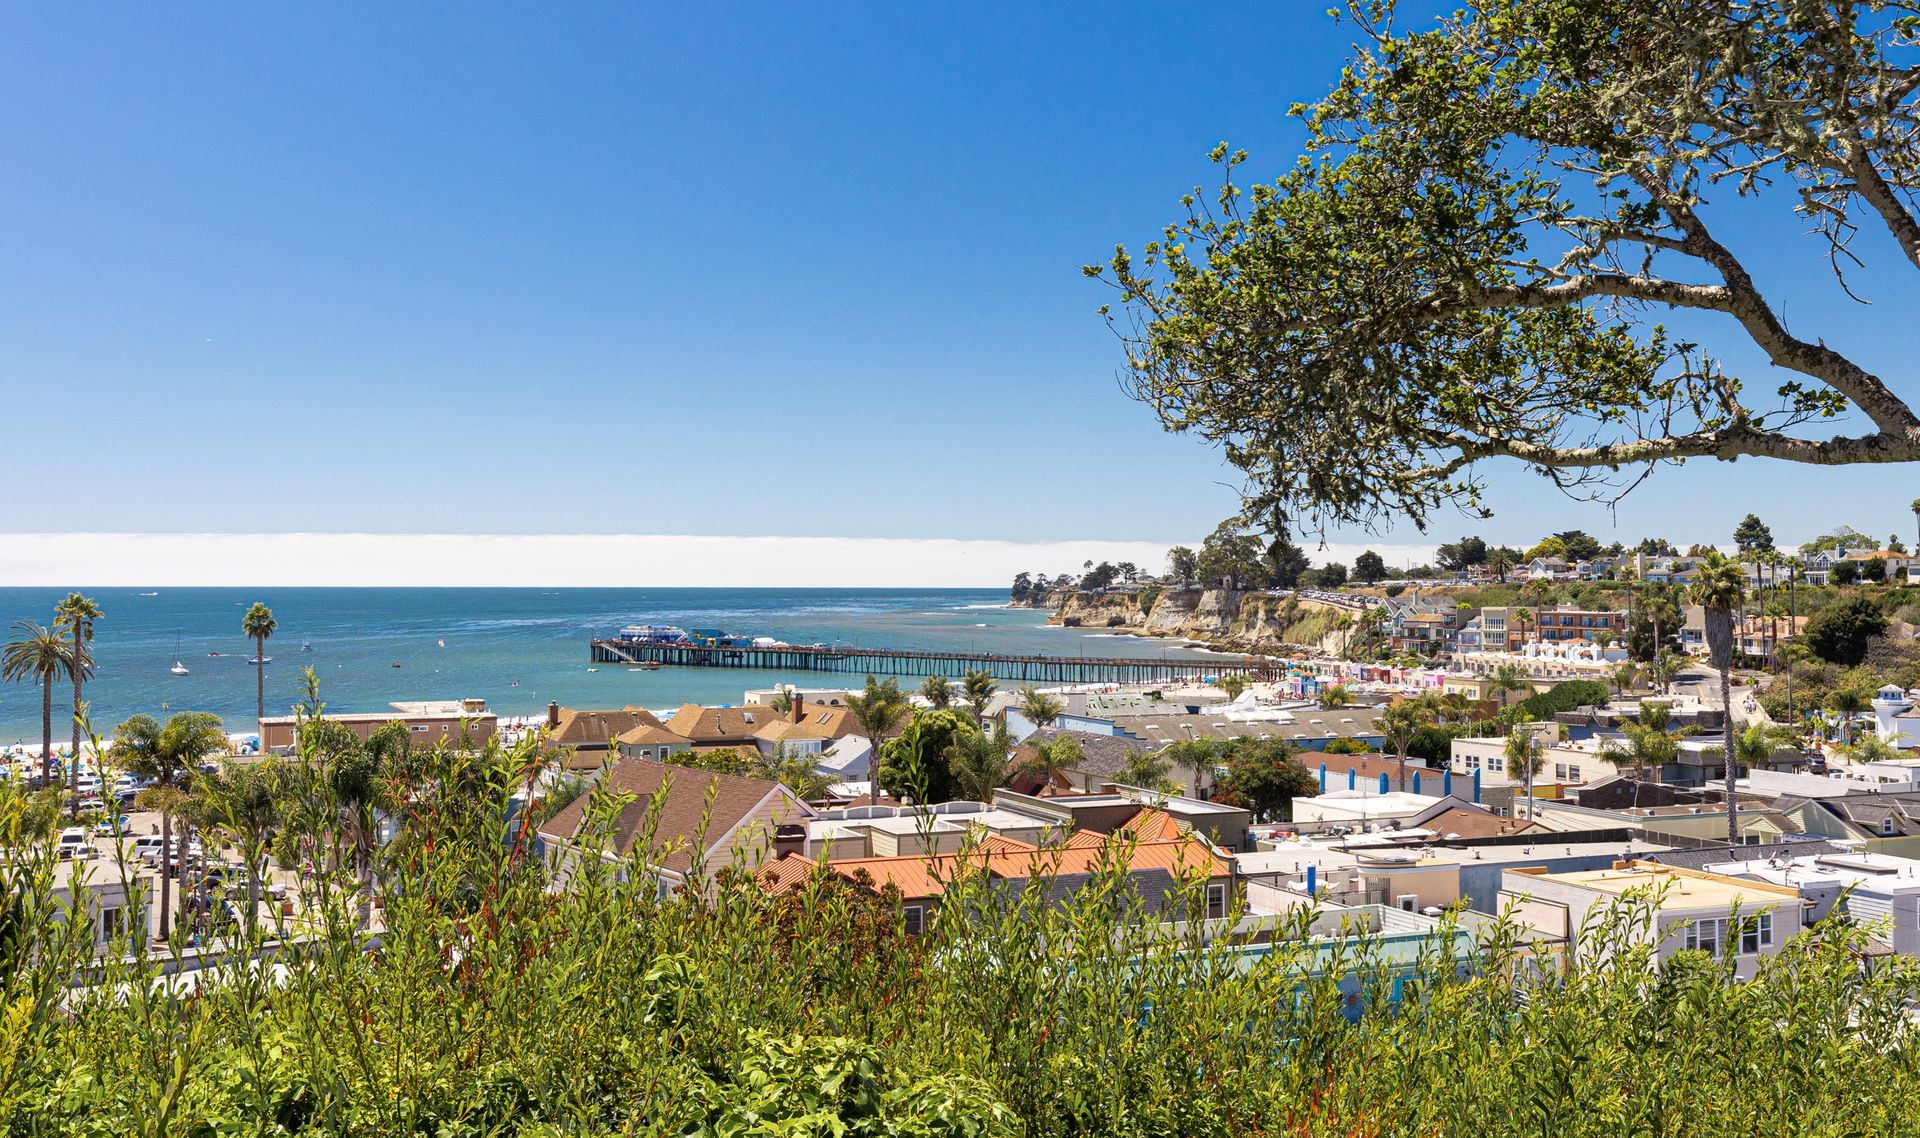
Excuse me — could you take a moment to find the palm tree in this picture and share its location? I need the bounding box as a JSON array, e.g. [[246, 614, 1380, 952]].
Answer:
[[1019, 731, 1084, 790], [961, 668, 996, 724], [1911, 498, 1920, 555], [1120, 748, 1176, 793], [920, 674, 953, 711], [1609, 660, 1641, 697], [1603, 701, 1695, 810], [1504, 727, 1545, 821], [330, 720, 407, 929], [116, 710, 227, 941], [1689, 551, 1746, 845], [1826, 687, 1871, 746], [242, 603, 278, 728], [1018, 687, 1063, 729], [1487, 549, 1513, 582], [947, 721, 1016, 802], [1490, 663, 1533, 709], [846, 675, 909, 807], [196, 760, 283, 938], [1378, 698, 1435, 792], [53, 593, 101, 812], [1437, 691, 1472, 725], [2, 620, 72, 789], [768, 688, 796, 717], [1213, 674, 1251, 700], [1511, 606, 1534, 647], [1164, 737, 1221, 799]]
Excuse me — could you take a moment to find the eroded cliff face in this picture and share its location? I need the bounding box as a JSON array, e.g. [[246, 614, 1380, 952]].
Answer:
[[1041, 589, 1346, 655]]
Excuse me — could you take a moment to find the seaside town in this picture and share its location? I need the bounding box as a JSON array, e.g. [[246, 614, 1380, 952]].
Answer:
[[10, 2, 1920, 1133], [16, 507, 1920, 985]]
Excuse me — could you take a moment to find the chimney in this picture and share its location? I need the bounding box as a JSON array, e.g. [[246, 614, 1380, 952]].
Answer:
[[547, 701, 560, 729], [791, 692, 804, 724]]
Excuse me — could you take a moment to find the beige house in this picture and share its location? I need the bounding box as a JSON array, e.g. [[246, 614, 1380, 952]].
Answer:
[[1500, 861, 1803, 980], [259, 699, 495, 752], [536, 759, 812, 896]]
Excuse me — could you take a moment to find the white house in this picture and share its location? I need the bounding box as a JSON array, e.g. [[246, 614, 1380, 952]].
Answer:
[[1500, 860, 1803, 980]]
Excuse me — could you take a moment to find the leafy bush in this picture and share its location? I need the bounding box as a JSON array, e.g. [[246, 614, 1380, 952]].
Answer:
[[1805, 595, 1890, 665], [1514, 680, 1611, 721], [4, 734, 1920, 1136]]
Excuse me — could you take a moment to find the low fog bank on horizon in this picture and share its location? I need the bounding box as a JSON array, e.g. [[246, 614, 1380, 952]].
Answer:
[[0, 533, 1440, 589]]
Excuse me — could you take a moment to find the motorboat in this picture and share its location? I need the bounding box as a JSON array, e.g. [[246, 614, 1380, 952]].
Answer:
[[247, 656, 272, 665]]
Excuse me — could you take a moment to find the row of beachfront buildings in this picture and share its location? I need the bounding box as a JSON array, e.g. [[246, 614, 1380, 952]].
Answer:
[[1459, 546, 1916, 587], [1380, 598, 1803, 666], [54, 676, 1920, 1003], [517, 683, 1920, 997]]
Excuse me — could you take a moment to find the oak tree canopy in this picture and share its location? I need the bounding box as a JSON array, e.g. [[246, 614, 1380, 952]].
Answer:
[[1093, 0, 1920, 535]]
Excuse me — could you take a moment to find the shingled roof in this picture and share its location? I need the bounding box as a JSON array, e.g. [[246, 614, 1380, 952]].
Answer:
[[537, 758, 804, 875]]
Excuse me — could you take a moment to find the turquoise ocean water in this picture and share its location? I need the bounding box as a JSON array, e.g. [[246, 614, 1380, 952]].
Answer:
[[0, 588, 1221, 742]]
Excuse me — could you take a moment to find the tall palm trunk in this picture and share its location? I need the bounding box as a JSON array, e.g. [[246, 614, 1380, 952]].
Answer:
[[1705, 604, 1739, 846], [68, 648, 82, 818], [255, 634, 266, 727], [157, 808, 174, 941], [39, 677, 52, 789]]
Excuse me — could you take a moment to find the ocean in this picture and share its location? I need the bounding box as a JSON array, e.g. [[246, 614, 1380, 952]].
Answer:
[[0, 587, 1221, 742]]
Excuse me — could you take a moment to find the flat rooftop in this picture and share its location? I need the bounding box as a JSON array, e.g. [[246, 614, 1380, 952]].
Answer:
[[1523, 861, 1799, 908]]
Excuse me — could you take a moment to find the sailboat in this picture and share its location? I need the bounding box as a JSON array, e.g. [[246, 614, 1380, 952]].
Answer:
[[169, 636, 190, 676]]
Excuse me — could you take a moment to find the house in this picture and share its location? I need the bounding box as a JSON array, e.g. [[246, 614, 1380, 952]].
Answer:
[[1388, 608, 1461, 655], [543, 703, 673, 771], [614, 724, 694, 763], [1734, 614, 1805, 664], [1532, 605, 1626, 645], [53, 858, 153, 955], [1636, 556, 1702, 584], [1526, 556, 1572, 580], [1844, 549, 1915, 582], [536, 758, 812, 897], [1500, 861, 1803, 979], [1216, 905, 1476, 1022], [1698, 848, 1920, 958], [258, 698, 496, 752], [760, 813, 1234, 932]]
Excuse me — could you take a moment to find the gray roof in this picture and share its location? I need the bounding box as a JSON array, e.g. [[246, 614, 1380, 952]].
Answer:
[[1640, 839, 1851, 871], [1019, 727, 1158, 780]]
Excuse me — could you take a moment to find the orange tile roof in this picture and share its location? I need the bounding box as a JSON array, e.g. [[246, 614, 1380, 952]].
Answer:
[[763, 833, 1229, 902], [1115, 808, 1186, 843]]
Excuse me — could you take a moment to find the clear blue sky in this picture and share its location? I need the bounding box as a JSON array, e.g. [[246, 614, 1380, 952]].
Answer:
[[2, 3, 1915, 554]]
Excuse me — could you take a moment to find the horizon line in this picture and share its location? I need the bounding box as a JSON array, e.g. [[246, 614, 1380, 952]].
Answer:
[[0, 532, 1438, 589]]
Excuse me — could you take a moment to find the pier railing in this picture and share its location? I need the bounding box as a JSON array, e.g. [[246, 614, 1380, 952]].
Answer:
[[591, 639, 1269, 684]]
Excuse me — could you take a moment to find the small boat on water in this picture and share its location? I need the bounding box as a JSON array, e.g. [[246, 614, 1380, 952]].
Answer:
[[391, 662, 401, 669], [247, 656, 272, 665], [299, 639, 312, 652], [169, 635, 189, 676], [586, 667, 599, 673]]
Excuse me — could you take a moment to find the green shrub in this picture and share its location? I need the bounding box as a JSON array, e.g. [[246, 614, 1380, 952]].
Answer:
[[1513, 679, 1611, 721], [3, 732, 1919, 1136]]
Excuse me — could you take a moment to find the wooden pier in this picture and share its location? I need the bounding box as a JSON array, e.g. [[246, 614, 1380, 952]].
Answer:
[[590, 639, 1270, 685]]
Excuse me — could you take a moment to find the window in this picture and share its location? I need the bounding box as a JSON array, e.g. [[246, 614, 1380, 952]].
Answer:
[[1487, 757, 1504, 773], [1206, 884, 1228, 920], [1684, 917, 1725, 957], [410, 725, 428, 733], [1740, 912, 1775, 955], [902, 905, 926, 935], [99, 907, 123, 940]]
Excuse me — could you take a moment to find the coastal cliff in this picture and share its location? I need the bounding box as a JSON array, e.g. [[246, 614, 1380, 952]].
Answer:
[[1041, 588, 1347, 655]]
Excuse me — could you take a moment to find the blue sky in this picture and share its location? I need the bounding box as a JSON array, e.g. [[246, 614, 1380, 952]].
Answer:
[[2, 2, 1916, 565]]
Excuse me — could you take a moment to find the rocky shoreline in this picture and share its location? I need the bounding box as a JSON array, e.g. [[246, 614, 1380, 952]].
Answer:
[[1017, 587, 1353, 656]]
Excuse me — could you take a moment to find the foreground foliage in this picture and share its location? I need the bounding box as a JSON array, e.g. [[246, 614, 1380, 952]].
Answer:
[[3, 737, 1919, 1137]]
